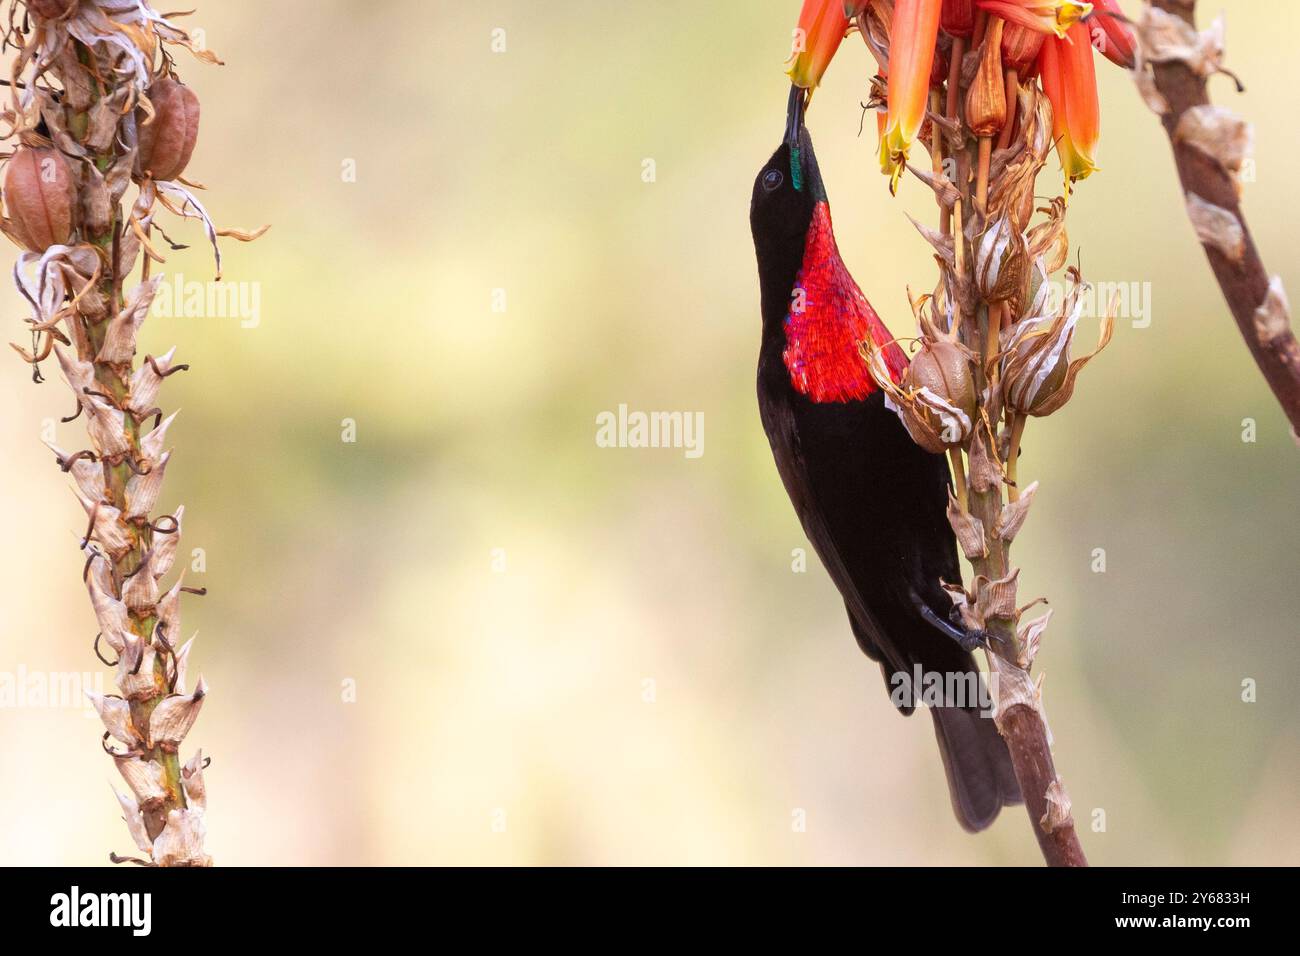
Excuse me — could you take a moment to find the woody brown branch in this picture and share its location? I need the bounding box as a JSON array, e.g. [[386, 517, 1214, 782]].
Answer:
[[1150, 0, 1300, 433]]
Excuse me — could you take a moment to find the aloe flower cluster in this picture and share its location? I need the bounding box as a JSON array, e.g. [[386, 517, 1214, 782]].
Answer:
[[786, 0, 1139, 864], [2, 0, 258, 865]]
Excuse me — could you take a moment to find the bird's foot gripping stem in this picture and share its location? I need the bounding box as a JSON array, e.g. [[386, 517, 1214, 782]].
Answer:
[[914, 592, 998, 653]]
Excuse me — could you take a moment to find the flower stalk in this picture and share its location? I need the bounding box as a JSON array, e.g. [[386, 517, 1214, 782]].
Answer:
[[844, 0, 1140, 866], [3, 0, 262, 865], [1135, 0, 1300, 434]]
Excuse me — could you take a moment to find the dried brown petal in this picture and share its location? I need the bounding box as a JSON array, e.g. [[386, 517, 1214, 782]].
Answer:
[[122, 551, 161, 612], [994, 480, 1039, 542], [181, 750, 207, 811], [128, 346, 180, 416], [117, 635, 162, 701], [1041, 778, 1073, 833], [115, 756, 168, 809], [153, 505, 184, 581], [148, 677, 207, 750], [98, 276, 161, 364], [947, 491, 988, 560], [125, 451, 170, 521], [49, 440, 107, 503], [1254, 276, 1292, 346], [978, 568, 1020, 622], [156, 577, 185, 641], [172, 635, 196, 696], [1017, 609, 1053, 669], [112, 787, 154, 854], [139, 411, 177, 467], [967, 426, 1002, 493], [1174, 105, 1253, 178], [87, 692, 141, 747], [1185, 192, 1244, 263], [152, 809, 211, 867], [79, 498, 134, 558], [1026, 198, 1069, 276], [88, 572, 133, 653]]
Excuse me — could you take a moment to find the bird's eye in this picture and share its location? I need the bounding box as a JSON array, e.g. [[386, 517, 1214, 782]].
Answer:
[[762, 168, 784, 192]]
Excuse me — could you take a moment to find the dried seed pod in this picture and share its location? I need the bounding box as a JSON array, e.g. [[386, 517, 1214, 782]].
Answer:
[[975, 215, 1030, 304], [1002, 273, 1115, 416], [2, 146, 78, 251], [864, 337, 978, 452], [136, 78, 201, 183], [907, 339, 979, 424]]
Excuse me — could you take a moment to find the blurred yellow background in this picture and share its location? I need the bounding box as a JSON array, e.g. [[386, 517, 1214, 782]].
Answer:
[[1, 0, 1297, 866]]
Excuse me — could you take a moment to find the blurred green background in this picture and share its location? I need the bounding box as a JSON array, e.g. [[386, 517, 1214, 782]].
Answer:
[[1, 0, 1297, 865]]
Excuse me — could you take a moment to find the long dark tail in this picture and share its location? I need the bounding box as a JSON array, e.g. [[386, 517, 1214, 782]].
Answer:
[[930, 703, 1022, 832]]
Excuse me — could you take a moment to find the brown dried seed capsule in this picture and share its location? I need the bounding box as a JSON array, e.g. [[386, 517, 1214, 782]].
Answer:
[[907, 339, 978, 425], [2, 146, 78, 251], [136, 78, 201, 183]]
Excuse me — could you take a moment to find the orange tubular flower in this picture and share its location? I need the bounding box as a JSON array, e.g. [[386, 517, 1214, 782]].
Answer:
[[977, 0, 1093, 38], [788, 0, 852, 91], [1038, 21, 1100, 186], [880, 0, 943, 192], [1088, 0, 1136, 69]]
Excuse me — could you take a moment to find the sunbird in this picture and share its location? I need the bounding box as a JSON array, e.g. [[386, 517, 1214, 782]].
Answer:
[[749, 89, 1020, 831]]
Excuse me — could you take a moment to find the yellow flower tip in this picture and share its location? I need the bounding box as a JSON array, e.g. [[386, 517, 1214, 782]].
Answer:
[[1058, 139, 1098, 187], [1062, 1, 1094, 28], [787, 1, 852, 91], [879, 124, 911, 192]]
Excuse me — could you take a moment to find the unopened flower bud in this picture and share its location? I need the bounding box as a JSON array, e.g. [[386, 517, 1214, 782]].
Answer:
[[136, 78, 201, 183], [1001, 22, 1045, 72], [966, 19, 1008, 137], [1026, 198, 1069, 274], [2, 146, 77, 251], [941, 0, 977, 38]]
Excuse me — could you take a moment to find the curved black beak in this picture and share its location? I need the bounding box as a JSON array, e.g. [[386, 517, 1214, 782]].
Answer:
[[785, 84, 808, 148]]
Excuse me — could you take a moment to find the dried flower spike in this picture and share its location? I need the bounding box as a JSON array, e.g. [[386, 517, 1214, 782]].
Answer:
[[4, 0, 263, 866]]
